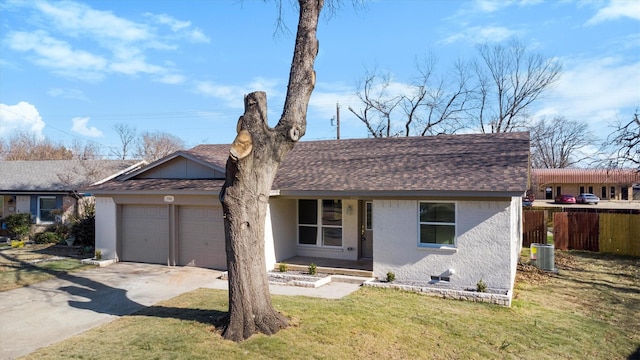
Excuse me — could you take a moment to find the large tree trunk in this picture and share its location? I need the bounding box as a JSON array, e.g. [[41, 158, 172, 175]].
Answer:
[[219, 0, 322, 342]]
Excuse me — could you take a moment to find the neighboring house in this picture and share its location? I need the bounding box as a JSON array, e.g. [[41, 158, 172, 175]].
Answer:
[[89, 132, 530, 305], [532, 168, 640, 201], [0, 160, 145, 233]]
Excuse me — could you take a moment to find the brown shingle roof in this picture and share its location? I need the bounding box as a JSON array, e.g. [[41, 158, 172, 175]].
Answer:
[[89, 179, 224, 192], [91, 132, 530, 196], [189, 132, 530, 194], [274, 132, 529, 193], [532, 168, 640, 185]]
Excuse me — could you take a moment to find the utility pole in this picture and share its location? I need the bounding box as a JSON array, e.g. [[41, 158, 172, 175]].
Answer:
[[336, 102, 340, 140]]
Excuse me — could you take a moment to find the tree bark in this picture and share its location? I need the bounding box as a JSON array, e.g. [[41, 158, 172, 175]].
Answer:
[[219, 0, 322, 342]]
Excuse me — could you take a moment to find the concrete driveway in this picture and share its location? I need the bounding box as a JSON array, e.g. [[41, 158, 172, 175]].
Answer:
[[0, 263, 226, 360], [0, 262, 362, 359]]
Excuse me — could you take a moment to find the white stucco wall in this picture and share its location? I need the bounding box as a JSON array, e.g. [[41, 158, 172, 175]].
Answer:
[[509, 196, 523, 290], [95, 197, 117, 261], [267, 198, 297, 268], [373, 199, 516, 292]]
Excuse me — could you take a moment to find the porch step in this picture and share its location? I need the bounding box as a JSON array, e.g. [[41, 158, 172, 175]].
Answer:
[[275, 263, 374, 278], [330, 274, 375, 284]]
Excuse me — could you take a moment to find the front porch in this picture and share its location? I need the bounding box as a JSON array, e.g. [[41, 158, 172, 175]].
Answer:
[[276, 256, 373, 278]]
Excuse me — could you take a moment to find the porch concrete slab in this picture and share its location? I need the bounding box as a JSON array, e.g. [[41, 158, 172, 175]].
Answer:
[[268, 281, 362, 299], [280, 256, 373, 271], [0, 262, 361, 359]]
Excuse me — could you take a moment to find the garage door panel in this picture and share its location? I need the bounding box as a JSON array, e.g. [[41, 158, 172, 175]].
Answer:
[[179, 206, 226, 269], [122, 205, 169, 264]]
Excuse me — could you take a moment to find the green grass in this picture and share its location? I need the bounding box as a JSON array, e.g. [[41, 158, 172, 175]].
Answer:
[[0, 245, 94, 291], [22, 251, 639, 360]]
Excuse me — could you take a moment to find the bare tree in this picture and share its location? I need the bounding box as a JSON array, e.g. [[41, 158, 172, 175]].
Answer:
[[473, 39, 562, 133], [606, 110, 640, 170], [111, 123, 137, 160], [3, 132, 73, 160], [349, 54, 473, 137], [408, 57, 473, 136], [219, 0, 322, 342], [134, 131, 185, 162], [70, 139, 101, 160], [348, 70, 402, 137], [529, 116, 595, 168]]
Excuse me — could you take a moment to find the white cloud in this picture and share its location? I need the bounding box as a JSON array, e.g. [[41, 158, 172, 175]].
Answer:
[[147, 13, 191, 31], [586, 0, 640, 25], [0, 102, 46, 138], [144, 13, 210, 43], [187, 29, 210, 43], [156, 74, 186, 85], [473, 0, 515, 13], [3, 0, 209, 82], [193, 78, 283, 108], [71, 117, 103, 137], [47, 88, 88, 101], [35, 0, 150, 42], [439, 26, 519, 44], [6, 30, 108, 81], [533, 56, 640, 136]]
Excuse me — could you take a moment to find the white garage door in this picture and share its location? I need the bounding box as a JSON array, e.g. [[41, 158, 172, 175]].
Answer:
[[178, 206, 226, 269], [122, 205, 169, 264]]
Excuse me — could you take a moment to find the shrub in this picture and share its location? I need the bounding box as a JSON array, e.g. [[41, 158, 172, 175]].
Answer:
[[70, 204, 95, 247], [386, 271, 396, 282], [34, 232, 62, 244], [94, 249, 102, 260], [278, 262, 288, 272], [476, 279, 487, 293], [45, 223, 71, 241], [11, 240, 25, 248], [5, 213, 32, 240], [308, 263, 317, 275]]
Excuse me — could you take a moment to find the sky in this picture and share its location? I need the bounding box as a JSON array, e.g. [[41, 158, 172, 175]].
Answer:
[[1, 0, 639, 159]]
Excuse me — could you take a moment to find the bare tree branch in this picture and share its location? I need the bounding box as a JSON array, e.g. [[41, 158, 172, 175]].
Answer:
[[135, 131, 185, 162], [605, 110, 640, 170], [473, 39, 562, 133], [111, 123, 137, 160], [529, 116, 596, 168]]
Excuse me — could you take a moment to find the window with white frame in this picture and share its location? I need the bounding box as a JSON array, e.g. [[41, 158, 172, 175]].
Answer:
[[298, 199, 342, 247], [418, 202, 456, 246], [38, 196, 57, 223]]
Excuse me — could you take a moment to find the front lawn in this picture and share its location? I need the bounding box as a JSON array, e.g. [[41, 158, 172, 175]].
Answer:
[[22, 250, 639, 359], [0, 243, 94, 291]]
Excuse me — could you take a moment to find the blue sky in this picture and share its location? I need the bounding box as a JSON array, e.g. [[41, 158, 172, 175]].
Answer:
[[1, 0, 639, 158]]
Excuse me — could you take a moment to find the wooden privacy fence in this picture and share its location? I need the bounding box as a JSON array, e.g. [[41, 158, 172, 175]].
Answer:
[[553, 212, 599, 252], [523, 210, 546, 247], [549, 212, 639, 256], [599, 213, 640, 256]]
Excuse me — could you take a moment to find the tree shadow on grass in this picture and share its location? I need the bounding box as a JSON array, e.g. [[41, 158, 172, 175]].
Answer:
[[0, 249, 228, 328], [135, 305, 228, 327]]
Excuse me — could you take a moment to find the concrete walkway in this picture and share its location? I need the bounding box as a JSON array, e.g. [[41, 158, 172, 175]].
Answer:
[[0, 262, 361, 360]]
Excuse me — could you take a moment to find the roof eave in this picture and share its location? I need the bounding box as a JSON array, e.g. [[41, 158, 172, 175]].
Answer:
[[275, 190, 525, 199], [90, 189, 221, 196]]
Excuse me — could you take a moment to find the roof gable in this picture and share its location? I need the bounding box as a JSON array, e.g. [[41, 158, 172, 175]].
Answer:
[[122, 151, 226, 180]]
